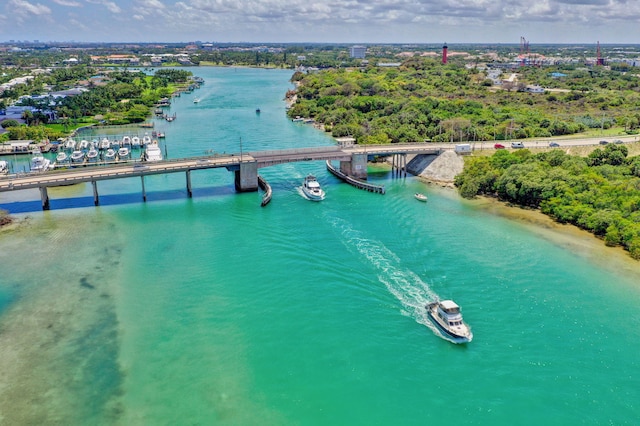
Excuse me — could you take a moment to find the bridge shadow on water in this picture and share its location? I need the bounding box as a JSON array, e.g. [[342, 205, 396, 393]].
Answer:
[[0, 185, 238, 214]]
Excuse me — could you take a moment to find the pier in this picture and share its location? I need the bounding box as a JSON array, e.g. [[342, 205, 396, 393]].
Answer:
[[0, 143, 445, 210]]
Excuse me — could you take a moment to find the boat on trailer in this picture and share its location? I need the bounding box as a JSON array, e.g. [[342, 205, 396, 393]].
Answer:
[[426, 299, 473, 344]]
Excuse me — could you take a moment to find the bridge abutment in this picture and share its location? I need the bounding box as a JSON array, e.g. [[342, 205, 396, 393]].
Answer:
[[39, 187, 49, 210], [340, 153, 368, 180], [234, 161, 259, 192]]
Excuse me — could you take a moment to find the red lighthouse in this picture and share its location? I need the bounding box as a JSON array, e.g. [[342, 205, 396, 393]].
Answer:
[[442, 43, 448, 64]]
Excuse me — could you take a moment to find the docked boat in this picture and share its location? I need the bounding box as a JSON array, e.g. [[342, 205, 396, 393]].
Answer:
[[301, 174, 325, 201], [64, 138, 76, 151], [87, 147, 99, 162], [70, 150, 85, 164], [142, 135, 152, 145], [0, 160, 9, 174], [99, 138, 111, 150], [118, 147, 130, 160], [78, 139, 90, 151], [55, 151, 69, 166], [130, 136, 140, 148], [425, 299, 473, 343], [30, 151, 51, 172], [104, 148, 116, 162], [415, 193, 428, 202], [144, 143, 163, 162]]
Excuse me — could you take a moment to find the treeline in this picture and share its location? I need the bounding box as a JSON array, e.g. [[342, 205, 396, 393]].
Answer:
[[1, 68, 193, 141], [287, 58, 640, 144], [454, 145, 640, 259]]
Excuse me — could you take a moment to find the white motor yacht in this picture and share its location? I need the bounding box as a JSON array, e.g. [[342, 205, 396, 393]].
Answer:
[[0, 160, 9, 174], [99, 138, 111, 150], [425, 299, 473, 343], [104, 148, 116, 162], [55, 151, 69, 166], [30, 151, 51, 172], [87, 147, 99, 162], [131, 136, 140, 147], [301, 175, 325, 201], [144, 143, 163, 162], [70, 150, 85, 164], [118, 147, 130, 160], [142, 135, 152, 145]]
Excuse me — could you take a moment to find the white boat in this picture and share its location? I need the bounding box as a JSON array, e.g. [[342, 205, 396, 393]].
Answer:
[[30, 152, 51, 172], [0, 160, 9, 174], [64, 138, 76, 150], [104, 148, 116, 162], [118, 147, 130, 160], [301, 174, 325, 201], [78, 139, 90, 151], [415, 193, 428, 202], [193, 98, 200, 103], [131, 136, 140, 147], [70, 150, 85, 163], [87, 148, 99, 162], [425, 299, 473, 344], [99, 138, 111, 150], [142, 135, 152, 145], [144, 143, 163, 162], [122, 136, 131, 147], [55, 151, 69, 165]]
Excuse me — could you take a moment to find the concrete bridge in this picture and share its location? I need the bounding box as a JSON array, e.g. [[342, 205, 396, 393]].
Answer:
[[0, 143, 446, 209]]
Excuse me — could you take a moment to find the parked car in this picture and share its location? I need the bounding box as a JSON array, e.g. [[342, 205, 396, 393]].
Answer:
[[599, 140, 609, 145], [549, 142, 560, 147], [494, 143, 505, 149], [511, 142, 525, 148], [614, 139, 624, 144]]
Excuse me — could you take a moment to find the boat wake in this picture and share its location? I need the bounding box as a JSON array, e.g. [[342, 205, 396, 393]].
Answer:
[[326, 216, 447, 337]]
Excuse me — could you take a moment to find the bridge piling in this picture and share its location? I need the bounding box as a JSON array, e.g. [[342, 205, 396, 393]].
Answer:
[[92, 181, 99, 206], [141, 176, 147, 202], [186, 170, 192, 198], [39, 187, 49, 210]]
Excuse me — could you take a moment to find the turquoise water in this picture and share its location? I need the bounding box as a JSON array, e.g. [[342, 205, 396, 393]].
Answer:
[[1, 68, 639, 425]]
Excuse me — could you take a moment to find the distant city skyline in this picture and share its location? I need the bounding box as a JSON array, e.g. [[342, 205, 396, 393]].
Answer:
[[1, 0, 638, 45]]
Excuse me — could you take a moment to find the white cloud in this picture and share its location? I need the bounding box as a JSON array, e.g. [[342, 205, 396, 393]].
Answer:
[[53, 0, 82, 6], [9, 0, 52, 16]]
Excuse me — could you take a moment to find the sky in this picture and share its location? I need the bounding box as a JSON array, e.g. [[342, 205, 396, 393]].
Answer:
[[0, 0, 638, 44]]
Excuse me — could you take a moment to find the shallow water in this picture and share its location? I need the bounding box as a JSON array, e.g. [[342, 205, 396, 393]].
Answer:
[[1, 67, 639, 425]]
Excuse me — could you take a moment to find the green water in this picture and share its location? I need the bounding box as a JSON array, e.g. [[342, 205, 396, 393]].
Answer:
[[0, 68, 639, 425]]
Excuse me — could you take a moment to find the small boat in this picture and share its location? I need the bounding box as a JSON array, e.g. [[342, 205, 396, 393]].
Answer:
[[415, 193, 428, 202], [425, 299, 473, 344], [70, 150, 85, 164], [86, 147, 99, 162], [142, 135, 152, 146], [193, 98, 200, 103], [301, 174, 325, 201], [118, 147, 130, 160], [55, 151, 69, 166], [255, 108, 261, 114], [0, 160, 9, 174], [99, 138, 111, 150], [104, 148, 116, 162], [130, 136, 140, 147], [78, 139, 90, 151], [64, 138, 76, 151], [30, 151, 51, 172], [144, 143, 163, 162]]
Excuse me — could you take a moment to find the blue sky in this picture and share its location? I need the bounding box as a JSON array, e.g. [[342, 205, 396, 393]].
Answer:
[[1, 0, 638, 44]]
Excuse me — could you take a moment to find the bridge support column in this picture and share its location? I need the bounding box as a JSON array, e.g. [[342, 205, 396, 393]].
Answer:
[[39, 187, 50, 210], [186, 170, 192, 198], [340, 153, 368, 180], [141, 176, 147, 202], [234, 161, 259, 192], [92, 181, 99, 206], [392, 154, 407, 177]]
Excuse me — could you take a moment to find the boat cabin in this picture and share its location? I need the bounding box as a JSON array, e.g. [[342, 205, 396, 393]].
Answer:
[[437, 300, 464, 327], [439, 300, 460, 314]]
